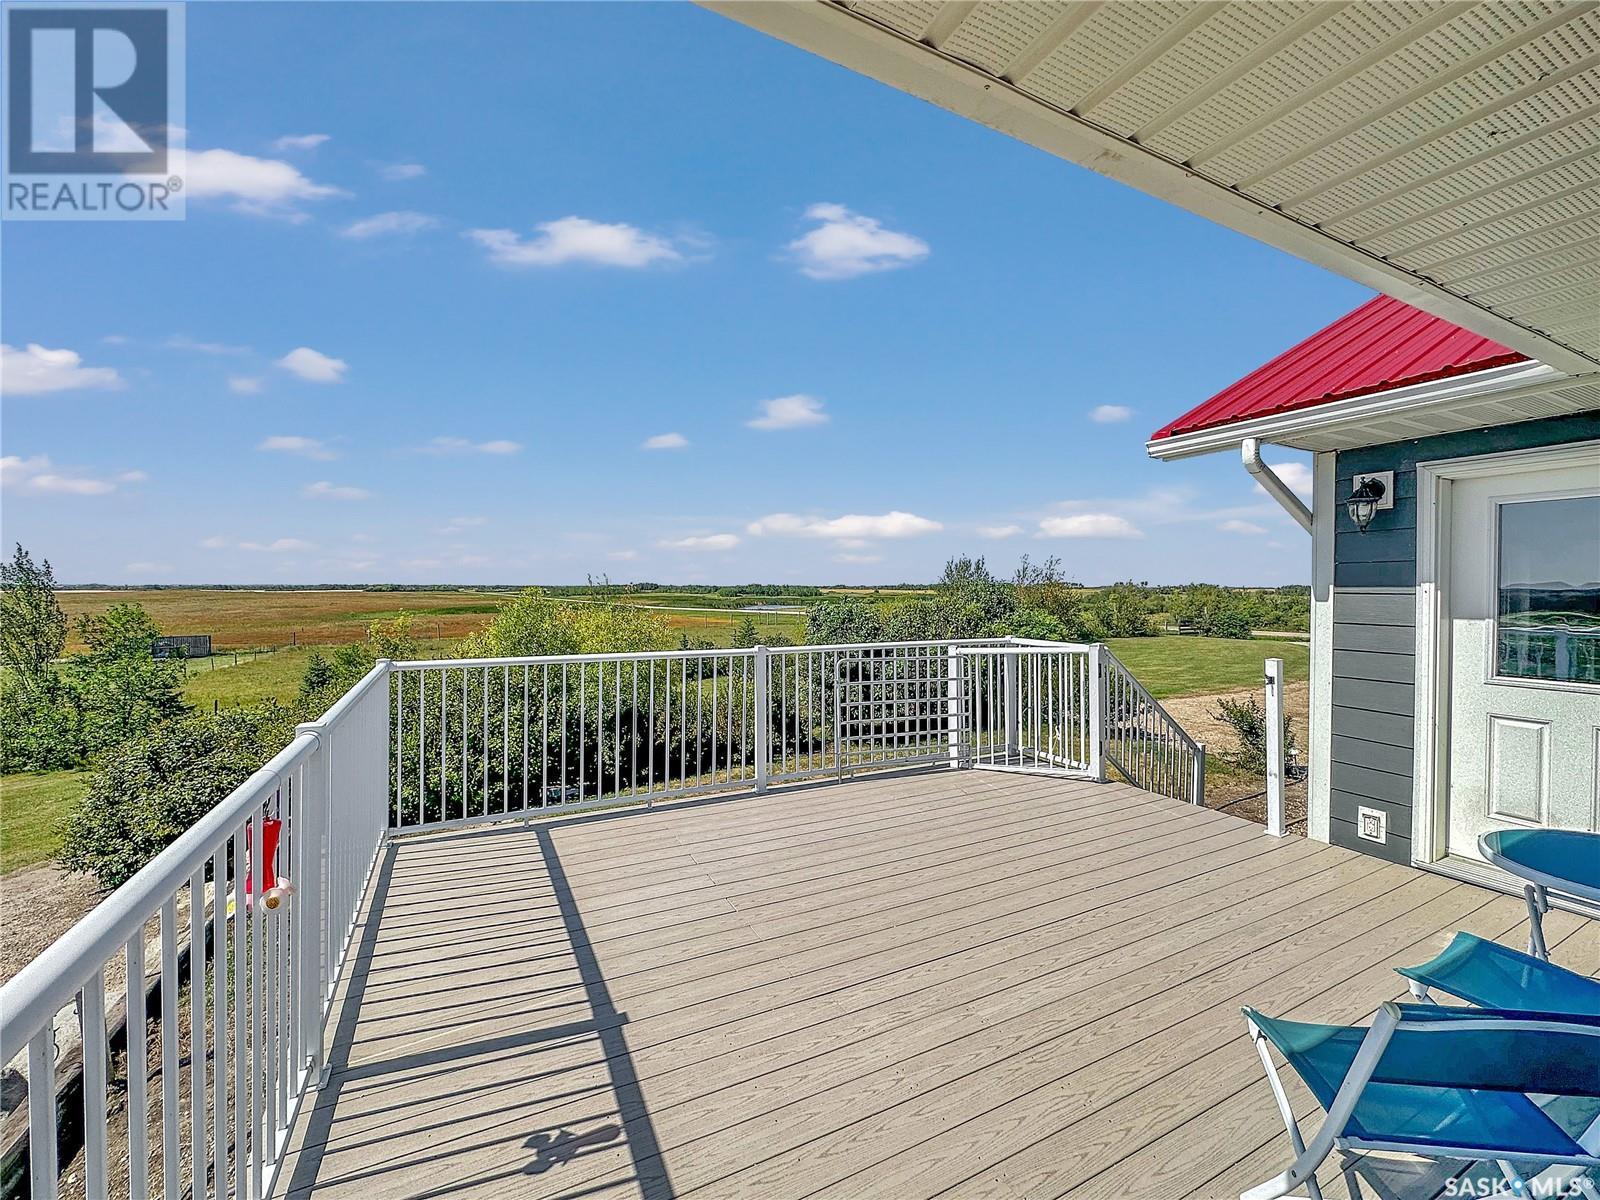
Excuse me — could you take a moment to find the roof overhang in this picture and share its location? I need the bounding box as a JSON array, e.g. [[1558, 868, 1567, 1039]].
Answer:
[[1145, 360, 1600, 459], [703, 1, 1600, 375]]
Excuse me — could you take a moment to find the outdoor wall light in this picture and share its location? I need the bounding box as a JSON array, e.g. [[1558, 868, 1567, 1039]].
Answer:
[[1345, 476, 1387, 533]]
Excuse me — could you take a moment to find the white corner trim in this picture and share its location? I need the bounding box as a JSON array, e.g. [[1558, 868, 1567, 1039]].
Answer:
[[1308, 451, 1335, 845], [1146, 362, 1567, 461]]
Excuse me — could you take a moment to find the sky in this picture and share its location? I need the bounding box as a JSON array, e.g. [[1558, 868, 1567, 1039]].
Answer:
[[1, 2, 1374, 587]]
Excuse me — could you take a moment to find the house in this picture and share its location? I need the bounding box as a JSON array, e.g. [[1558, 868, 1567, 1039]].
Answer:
[[1149, 293, 1599, 882]]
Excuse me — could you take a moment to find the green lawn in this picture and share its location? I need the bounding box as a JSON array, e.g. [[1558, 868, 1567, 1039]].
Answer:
[[181, 646, 317, 710], [1106, 636, 1310, 699], [0, 769, 90, 874]]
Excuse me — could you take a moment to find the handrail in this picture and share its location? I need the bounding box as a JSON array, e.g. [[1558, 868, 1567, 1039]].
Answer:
[[0, 732, 316, 1055], [390, 637, 1008, 671], [1099, 646, 1206, 805], [0, 660, 393, 1200]]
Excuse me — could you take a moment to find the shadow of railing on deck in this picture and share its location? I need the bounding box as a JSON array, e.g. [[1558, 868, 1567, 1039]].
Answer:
[[279, 823, 674, 1199]]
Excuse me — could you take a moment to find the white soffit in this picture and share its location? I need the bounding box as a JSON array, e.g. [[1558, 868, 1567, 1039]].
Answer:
[[705, 0, 1600, 374]]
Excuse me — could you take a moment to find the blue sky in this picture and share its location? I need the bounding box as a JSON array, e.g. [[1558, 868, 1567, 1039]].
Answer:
[[2, 2, 1372, 586]]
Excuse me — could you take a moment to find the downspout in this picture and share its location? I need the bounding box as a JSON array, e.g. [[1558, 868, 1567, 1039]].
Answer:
[[1242, 438, 1313, 534]]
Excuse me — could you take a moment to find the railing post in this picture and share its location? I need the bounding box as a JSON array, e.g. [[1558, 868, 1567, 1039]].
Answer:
[[946, 642, 961, 769], [1003, 649, 1020, 761], [1265, 657, 1285, 836], [754, 645, 770, 793], [293, 720, 331, 1085], [1088, 644, 1106, 783], [1192, 742, 1206, 808]]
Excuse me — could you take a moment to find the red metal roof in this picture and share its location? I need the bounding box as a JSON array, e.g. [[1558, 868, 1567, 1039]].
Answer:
[[1150, 295, 1528, 442]]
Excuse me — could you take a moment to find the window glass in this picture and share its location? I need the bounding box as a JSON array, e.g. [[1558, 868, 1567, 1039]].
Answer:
[[1496, 495, 1600, 684]]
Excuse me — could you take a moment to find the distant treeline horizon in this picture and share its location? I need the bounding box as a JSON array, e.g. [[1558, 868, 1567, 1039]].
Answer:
[[55, 580, 1314, 594]]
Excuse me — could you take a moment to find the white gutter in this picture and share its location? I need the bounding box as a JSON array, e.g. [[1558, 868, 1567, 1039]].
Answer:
[[1242, 438, 1313, 534]]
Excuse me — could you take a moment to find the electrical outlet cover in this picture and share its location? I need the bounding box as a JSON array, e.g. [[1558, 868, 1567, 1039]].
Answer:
[[1357, 806, 1388, 843]]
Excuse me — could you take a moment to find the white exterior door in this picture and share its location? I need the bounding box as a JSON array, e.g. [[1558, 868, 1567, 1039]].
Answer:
[[1444, 453, 1600, 861]]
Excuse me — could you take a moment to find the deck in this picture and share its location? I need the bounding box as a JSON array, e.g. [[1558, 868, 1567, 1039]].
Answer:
[[277, 768, 1597, 1200]]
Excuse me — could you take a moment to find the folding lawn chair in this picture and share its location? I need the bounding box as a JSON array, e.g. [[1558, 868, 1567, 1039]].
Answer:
[[1240, 1001, 1600, 1200], [1396, 930, 1600, 1016], [1480, 828, 1600, 962]]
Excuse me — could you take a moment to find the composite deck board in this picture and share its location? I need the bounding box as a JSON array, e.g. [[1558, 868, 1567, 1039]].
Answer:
[[277, 770, 1598, 1200]]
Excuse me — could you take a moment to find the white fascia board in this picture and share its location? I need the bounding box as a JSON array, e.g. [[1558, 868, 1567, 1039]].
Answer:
[[699, 1, 1598, 375], [1144, 362, 1568, 461]]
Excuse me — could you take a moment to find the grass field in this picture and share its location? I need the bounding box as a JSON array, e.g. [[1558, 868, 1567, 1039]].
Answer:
[[0, 770, 90, 874], [1108, 636, 1310, 698]]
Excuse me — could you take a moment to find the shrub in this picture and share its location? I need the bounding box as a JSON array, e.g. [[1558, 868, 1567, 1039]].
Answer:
[[58, 704, 299, 890], [1212, 694, 1300, 776], [806, 598, 886, 645]]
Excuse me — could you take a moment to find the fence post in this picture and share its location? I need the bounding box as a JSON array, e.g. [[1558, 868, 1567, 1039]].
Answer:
[[1265, 657, 1286, 837], [1003, 649, 1020, 761], [1192, 742, 1206, 808], [1088, 644, 1106, 783], [293, 720, 331, 1086], [754, 645, 770, 793], [946, 642, 961, 769]]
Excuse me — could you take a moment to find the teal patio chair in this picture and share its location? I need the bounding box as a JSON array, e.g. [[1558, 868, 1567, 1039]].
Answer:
[[1240, 1002, 1600, 1200], [1396, 930, 1600, 1016], [1480, 828, 1600, 961]]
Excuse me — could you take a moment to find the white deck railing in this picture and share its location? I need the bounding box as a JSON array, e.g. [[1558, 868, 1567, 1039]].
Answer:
[[0, 636, 1205, 1199], [0, 663, 390, 1200]]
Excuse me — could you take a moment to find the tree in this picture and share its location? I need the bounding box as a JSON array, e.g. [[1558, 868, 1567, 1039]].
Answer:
[[67, 603, 189, 759], [805, 598, 886, 645], [730, 615, 761, 648], [0, 544, 67, 692]]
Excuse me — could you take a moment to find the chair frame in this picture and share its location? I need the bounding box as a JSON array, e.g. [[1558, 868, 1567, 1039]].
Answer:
[[1242, 1002, 1600, 1200], [1479, 831, 1600, 963]]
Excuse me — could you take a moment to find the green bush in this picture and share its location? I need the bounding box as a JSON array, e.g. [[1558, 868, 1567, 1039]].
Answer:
[[1212, 694, 1299, 776], [806, 598, 887, 645], [57, 704, 298, 890]]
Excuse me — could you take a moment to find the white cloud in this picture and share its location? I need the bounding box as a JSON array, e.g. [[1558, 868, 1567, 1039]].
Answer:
[[165, 335, 249, 355], [341, 210, 438, 239], [1263, 461, 1314, 500], [276, 347, 347, 383], [659, 533, 740, 551], [465, 217, 683, 269], [747, 394, 828, 431], [228, 375, 264, 395], [835, 552, 884, 564], [125, 562, 172, 575], [747, 511, 942, 539], [607, 549, 640, 562], [977, 524, 1023, 539], [420, 436, 522, 456], [186, 148, 343, 218], [1090, 404, 1133, 423], [438, 515, 488, 533], [2, 343, 122, 395], [0, 455, 121, 496], [1220, 519, 1268, 535], [303, 481, 371, 501], [198, 535, 230, 550], [238, 537, 314, 553], [258, 435, 337, 461], [788, 203, 929, 280], [101, 334, 130, 345], [115, 470, 149, 484], [1037, 513, 1144, 539], [378, 162, 425, 181], [272, 133, 329, 151], [642, 432, 688, 450]]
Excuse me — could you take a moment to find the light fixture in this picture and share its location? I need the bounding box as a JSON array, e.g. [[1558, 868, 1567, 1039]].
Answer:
[[1345, 476, 1386, 533]]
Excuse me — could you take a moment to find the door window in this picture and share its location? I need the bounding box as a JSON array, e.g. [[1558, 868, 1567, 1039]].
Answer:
[[1495, 494, 1600, 685]]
